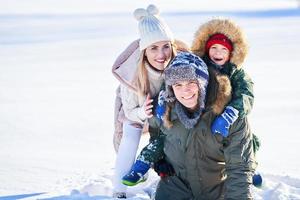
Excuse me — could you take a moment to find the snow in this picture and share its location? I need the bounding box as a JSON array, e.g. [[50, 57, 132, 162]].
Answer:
[[0, 0, 300, 199]]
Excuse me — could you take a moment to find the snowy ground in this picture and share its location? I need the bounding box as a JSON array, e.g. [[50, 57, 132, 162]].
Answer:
[[1, 0, 300, 199]]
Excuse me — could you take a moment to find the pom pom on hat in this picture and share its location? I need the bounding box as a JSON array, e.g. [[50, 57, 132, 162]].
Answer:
[[134, 4, 159, 21], [134, 8, 149, 21], [133, 4, 174, 50], [147, 4, 159, 15]]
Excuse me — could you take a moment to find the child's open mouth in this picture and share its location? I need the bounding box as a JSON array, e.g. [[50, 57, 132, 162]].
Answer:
[[213, 58, 223, 62]]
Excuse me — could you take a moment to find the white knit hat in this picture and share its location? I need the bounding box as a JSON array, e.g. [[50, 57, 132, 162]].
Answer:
[[133, 4, 174, 50]]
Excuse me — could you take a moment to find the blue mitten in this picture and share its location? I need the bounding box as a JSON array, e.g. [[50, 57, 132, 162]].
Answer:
[[155, 90, 167, 123], [211, 106, 239, 137]]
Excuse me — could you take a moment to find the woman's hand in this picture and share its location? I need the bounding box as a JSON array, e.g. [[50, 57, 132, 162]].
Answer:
[[143, 94, 154, 118]]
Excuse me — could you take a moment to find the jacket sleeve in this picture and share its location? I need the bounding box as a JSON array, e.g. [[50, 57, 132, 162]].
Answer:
[[136, 128, 166, 165], [228, 68, 254, 117], [223, 117, 257, 200], [120, 84, 147, 124], [139, 111, 168, 163]]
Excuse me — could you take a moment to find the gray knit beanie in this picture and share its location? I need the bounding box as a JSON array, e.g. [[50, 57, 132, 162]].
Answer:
[[164, 51, 209, 112]]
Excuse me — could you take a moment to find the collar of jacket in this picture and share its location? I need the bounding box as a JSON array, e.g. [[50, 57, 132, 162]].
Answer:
[[166, 103, 215, 130], [203, 54, 237, 76], [167, 103, 209, 121], [169, 104, 215, 120]]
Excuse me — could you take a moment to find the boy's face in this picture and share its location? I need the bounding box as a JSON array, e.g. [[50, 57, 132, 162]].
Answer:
[[172, 80, 199, 111], [145, 41, 173, 71], [208, 44, 230, 66]]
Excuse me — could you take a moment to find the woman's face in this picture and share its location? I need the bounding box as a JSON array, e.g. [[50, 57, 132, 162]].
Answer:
[[172, 80, 199, 110], [145, 41, 172, 71], [208, 43, 230, 66]]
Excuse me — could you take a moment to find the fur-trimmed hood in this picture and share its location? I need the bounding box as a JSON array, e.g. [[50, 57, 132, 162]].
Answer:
[[191, 18, 248, 69]]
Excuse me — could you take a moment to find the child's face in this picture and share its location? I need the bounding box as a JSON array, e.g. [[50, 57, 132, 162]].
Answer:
[[172, 80, 199, 111], [208, 44, 230, 66], [145, 41, 173, 71]]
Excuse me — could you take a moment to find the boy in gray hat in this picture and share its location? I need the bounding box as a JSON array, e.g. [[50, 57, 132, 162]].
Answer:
[[123, 51, 257, 199]]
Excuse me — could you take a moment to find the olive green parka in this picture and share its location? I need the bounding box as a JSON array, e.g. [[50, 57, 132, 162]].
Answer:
[[150, 72, 257, 200]]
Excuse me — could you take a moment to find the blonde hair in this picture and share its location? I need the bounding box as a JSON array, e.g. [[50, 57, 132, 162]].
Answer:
[[133, 43, 177, 98]]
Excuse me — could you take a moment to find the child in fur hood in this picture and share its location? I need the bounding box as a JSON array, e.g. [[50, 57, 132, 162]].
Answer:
[[122, 18, 261, 188], [193, 19, 261, 187], [192, 18, 254, 131]]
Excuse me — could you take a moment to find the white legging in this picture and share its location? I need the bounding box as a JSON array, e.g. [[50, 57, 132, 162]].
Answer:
[[113, 121, 142, 193]]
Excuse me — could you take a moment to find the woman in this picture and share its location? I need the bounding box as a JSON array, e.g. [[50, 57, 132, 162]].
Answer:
[[149, 52, 257, 199], [111, 4, 188, 198]]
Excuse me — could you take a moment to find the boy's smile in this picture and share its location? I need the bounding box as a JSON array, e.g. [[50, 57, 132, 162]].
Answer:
[[172, 80, 199, 111], [208, 43, 230, 66]]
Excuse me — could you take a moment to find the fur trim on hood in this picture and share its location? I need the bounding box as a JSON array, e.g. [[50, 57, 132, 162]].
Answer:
[[191, 18, 248, 69], [112, 39, 190, 92], [210, 74, 232, 115]]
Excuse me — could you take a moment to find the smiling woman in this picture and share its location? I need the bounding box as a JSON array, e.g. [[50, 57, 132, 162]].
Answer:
[[145, 41, 173, 72], [111, 4, 177, 199]]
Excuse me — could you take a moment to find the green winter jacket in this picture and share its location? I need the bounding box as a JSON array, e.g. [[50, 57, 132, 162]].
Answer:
[[150, 106, 257, 200], [203, 55, 254, 117], [191, 19, 254, 118]]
